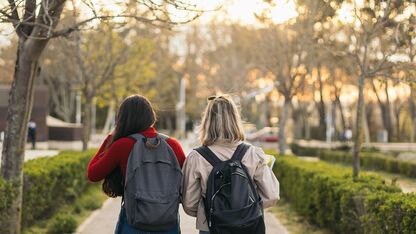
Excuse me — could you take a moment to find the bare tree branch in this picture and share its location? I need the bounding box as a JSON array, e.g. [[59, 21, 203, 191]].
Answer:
[[7, 0, 22, 37]]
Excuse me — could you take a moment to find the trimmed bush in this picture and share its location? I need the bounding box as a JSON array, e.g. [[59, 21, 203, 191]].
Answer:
[[289, 143, 321, 156], [334, 144, 351, 152], [318, 150, 416, 178], [0, 149, 96, 230], [80, 195, 102, 211], [272, 155, 416, 233], [46, 213, 77, 234]]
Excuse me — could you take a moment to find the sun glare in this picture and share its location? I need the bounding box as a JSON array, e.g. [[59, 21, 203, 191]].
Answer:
[[337, 3, 355, 24], [226, 0, 298, 25]]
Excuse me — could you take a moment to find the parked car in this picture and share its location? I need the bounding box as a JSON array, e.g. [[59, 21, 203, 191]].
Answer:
[[247, 127, 279, 143]]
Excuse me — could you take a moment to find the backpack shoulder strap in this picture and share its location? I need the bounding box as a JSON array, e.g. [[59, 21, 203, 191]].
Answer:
[[231, 143, 250, 162], [157, 133, 169, 141], [194, 146, 222, 167]]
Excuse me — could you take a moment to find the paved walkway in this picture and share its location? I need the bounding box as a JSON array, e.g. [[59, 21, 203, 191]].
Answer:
[[0, 146, 59, 163], [76, 197, 288, 234]]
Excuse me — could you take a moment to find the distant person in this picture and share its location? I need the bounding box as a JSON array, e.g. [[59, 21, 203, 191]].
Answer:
[[28, 119, 36, 149], [87, 95, 186, 234], [345, 128, 352, 141], [182, 95, 280, 234]]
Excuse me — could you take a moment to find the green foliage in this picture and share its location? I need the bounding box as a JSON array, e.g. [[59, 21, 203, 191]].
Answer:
[[360, 146, 380, 153], [46, 213, 77, 234], [23, 184, 107, 234], [364, 193, 416, 234], [0, 178, 17, 233], [318, 150, 416, 178], [78, 194, 102, 211], [334, 144, 351, 152], [289, 143, 321, 156], [272, 154, 416, 233], [0, 149, 96, 230], [21, 150, 95, 226]]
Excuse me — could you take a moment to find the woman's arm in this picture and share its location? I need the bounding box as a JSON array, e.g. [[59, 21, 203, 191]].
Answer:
[[86, 137, 134, 182], [181, 151, 201, 217], [94, 134, 112, 158], [253, 147, 280, 208], [166, 137, 186, 168]]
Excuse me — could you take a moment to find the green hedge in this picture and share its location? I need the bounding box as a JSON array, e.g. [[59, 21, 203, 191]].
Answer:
[[289, 143, 352, 157], [289, 143, 321, 156], [318, 150, 416, 178], [272, 154, 416, 233], [0, 149, 96, 231]]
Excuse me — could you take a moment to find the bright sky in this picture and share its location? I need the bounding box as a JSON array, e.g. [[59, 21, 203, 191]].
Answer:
[[0, 0, 299, 45], [198, 0, 298, 25]]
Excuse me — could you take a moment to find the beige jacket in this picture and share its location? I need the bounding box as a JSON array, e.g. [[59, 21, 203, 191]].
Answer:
[[181, 142, 280, 231]]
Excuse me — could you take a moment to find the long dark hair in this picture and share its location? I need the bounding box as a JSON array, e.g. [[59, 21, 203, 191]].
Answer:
[[102, 95, 156, 197]]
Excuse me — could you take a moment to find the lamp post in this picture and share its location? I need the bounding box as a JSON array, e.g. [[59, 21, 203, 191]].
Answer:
[[76, 91, 81, 124], [91, 98, 96, 135], [326, 101, 333, 143]]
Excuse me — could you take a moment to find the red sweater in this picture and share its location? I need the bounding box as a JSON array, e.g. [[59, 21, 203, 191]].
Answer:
[[87, 127, 186, 182]]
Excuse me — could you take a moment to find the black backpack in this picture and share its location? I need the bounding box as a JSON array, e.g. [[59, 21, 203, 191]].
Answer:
[[195, 143, 265, 234]]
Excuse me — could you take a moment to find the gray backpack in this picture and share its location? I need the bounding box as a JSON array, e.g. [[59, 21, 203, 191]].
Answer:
[[124, 133, 182, 231]]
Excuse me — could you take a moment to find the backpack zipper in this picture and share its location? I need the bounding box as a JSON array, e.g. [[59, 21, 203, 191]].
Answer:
[[209, 182, 231, 227]]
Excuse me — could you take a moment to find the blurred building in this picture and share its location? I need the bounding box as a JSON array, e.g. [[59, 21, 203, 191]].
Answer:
[[0, 85, 49, 141], [0, 86, 83, 143]]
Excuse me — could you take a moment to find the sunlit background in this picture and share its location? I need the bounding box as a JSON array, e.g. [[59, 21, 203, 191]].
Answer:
[[0, 0, 416, 233]]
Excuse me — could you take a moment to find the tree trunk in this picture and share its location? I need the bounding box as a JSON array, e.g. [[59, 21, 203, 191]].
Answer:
[[265, 95, 272, 127], [335, 93, 346, 133], [103, 102, 115, 134], [363, 105, 370, 143], [353, 74, 365, 178], [410, 85, 416, 142], [259, 99, 268, 129], [384, 82, 393, 141], [82, 96, 92, 151], [394, 104, 401, 142], [1, 39, 40, 234], [372, 80, 392, 142], [0, 2, 66, 232], [278, 97, 291, 155], [317, 67, 326, 139], [304, 112, 311, 140], [332, 100, 337, 139]]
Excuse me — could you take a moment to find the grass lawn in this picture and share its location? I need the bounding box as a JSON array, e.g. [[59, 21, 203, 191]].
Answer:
[[23, 183, 107, 234], [269, 199, 331, 234]]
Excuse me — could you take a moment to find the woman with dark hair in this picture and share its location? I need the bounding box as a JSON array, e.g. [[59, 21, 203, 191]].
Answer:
[[87, 95, 186, 234]]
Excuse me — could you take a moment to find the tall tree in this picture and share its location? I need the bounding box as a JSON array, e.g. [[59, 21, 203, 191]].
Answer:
[[256, 0, 341, 154], [39, 37, 78, 122], [256, 24, 308, 154], [399, 14, 416, 141], [0, 1, 201, 232], [345, 0, 407, 177]]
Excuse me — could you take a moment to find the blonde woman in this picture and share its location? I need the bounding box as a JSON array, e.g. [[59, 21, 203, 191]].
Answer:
[[182, 95, 280, 234]]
